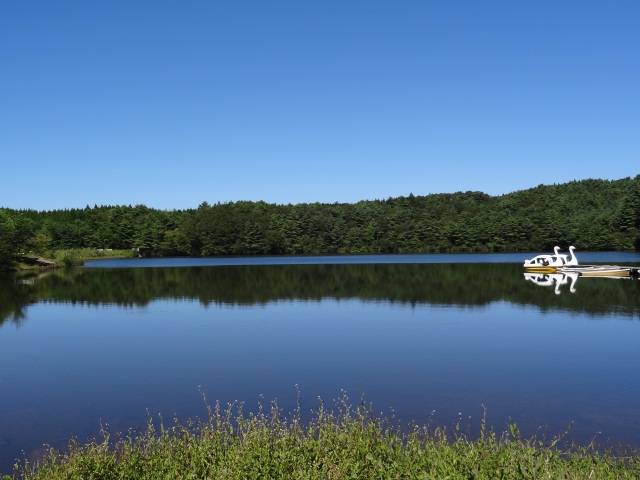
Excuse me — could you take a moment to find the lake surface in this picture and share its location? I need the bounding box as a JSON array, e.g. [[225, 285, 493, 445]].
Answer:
[[1, 252, 640, 473]]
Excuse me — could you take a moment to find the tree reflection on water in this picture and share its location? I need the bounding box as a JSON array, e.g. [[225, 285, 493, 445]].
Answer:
[[2, 262, 639, 326]]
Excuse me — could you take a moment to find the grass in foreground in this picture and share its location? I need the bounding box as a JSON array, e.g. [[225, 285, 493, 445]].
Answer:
[[6, 393, 640, 479]]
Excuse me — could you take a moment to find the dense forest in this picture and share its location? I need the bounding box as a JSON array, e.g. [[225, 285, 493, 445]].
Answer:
[[1, 176, 639, 265]]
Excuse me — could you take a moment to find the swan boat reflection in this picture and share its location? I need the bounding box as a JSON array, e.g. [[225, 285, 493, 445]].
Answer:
[[523, 270, 637, 295], [524, 271, 580, 295]]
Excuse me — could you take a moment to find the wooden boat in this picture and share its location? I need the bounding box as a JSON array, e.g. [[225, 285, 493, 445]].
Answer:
[[580, 269, 630, 278], [559, 265, 631, 277]]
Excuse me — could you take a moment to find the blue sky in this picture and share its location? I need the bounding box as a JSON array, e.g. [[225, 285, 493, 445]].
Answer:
[[2, 1, 638, 211]]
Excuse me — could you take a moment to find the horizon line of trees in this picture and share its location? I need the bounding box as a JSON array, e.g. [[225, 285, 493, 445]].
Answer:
[[1, 176, 639, 265]]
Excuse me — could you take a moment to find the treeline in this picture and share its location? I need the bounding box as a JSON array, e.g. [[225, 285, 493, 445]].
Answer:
[[1, 176, 639, 264]]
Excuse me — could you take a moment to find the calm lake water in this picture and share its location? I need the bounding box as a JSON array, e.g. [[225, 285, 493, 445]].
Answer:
[[1, 252, 640, 473]]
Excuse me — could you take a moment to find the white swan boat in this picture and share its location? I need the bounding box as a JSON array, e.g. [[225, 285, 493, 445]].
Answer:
[[523, 246, 577, 272], [524, 247, 639, 278]]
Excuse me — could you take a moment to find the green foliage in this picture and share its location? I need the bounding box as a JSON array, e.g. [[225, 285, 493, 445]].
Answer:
[[0, 210, 18, 266], [28, 232, 52, 257], [59, 249, 81, 267], [3, 176, 640, 258], [7, 393, 640, 479], [0, 209, 36, 268], [161, 228, 191, 256]]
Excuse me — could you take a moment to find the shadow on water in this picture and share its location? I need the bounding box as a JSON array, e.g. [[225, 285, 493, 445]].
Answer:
[[2, 262, 640, 326]]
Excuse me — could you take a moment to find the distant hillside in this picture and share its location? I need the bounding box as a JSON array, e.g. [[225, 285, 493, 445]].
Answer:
[[1, 176, 639, 264]]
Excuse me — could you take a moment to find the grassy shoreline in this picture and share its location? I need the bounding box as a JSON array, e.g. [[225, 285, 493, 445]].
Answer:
[[7, 249, 135, 271], [5, 395, 640, 479]]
